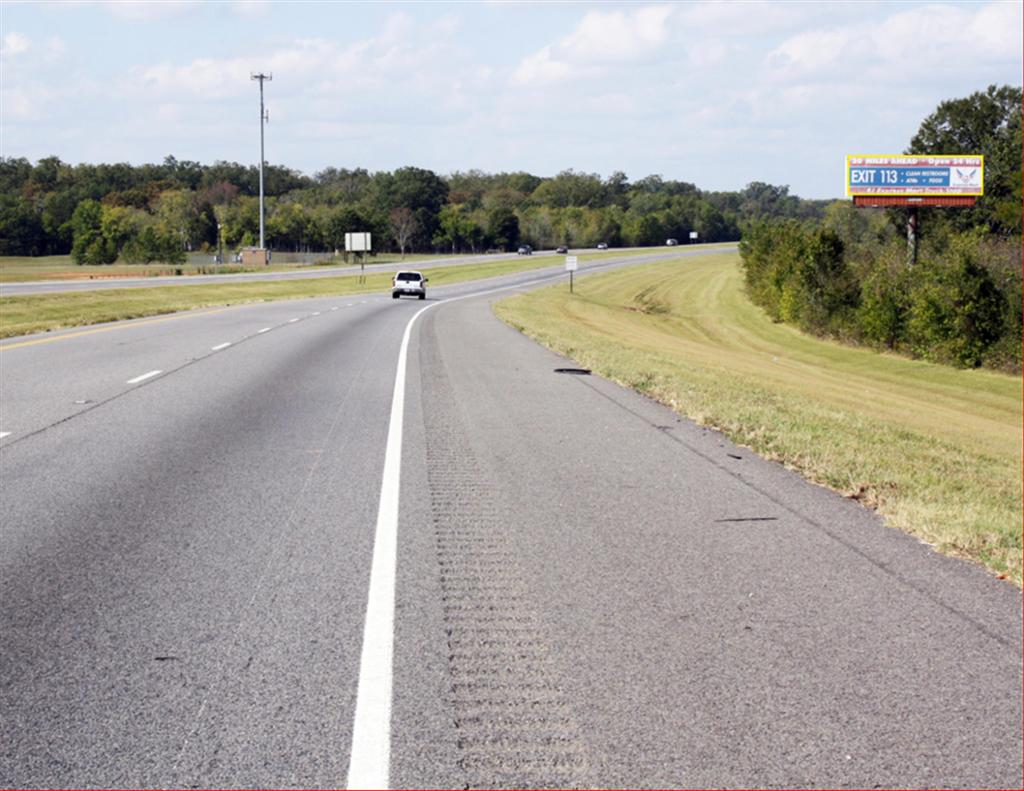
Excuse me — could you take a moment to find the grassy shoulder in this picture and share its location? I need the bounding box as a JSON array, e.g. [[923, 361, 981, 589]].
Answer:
[[494, 251, 1023, 585]]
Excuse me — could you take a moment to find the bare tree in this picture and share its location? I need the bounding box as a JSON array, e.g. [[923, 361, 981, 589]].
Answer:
[[389, 207, 418, 259]]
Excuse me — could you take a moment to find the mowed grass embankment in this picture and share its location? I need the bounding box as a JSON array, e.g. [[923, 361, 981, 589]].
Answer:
[[0, 254, 572, 339], [494, 251, 1023, 584]]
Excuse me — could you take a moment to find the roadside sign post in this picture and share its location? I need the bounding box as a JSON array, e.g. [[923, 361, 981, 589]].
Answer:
[[346, 232, 372, 283], [565, 255, 578, 293], [689, 231, 698, 244]]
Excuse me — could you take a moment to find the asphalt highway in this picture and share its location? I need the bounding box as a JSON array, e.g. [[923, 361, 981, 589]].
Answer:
[[1, 250, 1020, 789], [1, 246, 634, 296]]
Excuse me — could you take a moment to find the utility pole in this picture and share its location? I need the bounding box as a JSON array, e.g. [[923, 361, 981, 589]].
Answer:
[[250, 72, 272, 252]]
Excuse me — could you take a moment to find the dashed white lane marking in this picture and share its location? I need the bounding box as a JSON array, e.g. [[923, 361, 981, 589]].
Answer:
[[288, 318, 299, 323], [312, 311, 321, 316], [258, 327, 271, 334], [331, 307, 339, 311], [0, 432, 11, 439], [126, 370, 162, 384], [211, 342, 232, 351]]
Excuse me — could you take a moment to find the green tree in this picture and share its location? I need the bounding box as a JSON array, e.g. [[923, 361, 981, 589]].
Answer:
[[531, 170, 607, 209], [434, 204, 479, 253], [390, 207, 419, 258], [100, 204, 144, 255], [70, 199, 117, 264], [220, 196, 260, 247], [0, 194, 44, 255], [0, 156, 34, 195], [122, 225, 186, 265], [518, 206, 555, 250], [268, 201, 314, 251], [906, 252, 1007, 367], [322, 205, 367, 253], [385, 167, 449, 248], [907, 84, 1022, 235], [153, 189, 198, 252], [486, 207, 519, 250], [858, 251, 911, 350]]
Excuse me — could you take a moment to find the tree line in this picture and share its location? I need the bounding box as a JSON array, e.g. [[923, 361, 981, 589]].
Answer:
[[0, 153, 828, 264], [739, 85, 1022, 372]]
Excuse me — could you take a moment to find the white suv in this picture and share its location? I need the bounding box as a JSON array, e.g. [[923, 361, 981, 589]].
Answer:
[[392, 270, 427, 300]]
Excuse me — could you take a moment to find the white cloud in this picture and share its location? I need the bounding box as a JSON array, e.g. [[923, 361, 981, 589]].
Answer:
[[3, 85, 48, 120], [2, 32, 32, 56], [765, 1, 1022, 82], [511, 4, 674, 86], [117, 14, 477, 127], [155, 103, 184, 122], [101, 0, 199, 21], [46, 36, 66, 58], [230, 0, 271, 18], [765, 28, 852, 75], [510, 47, 574, 86], [687, 39, 735, 68], [124, 37, 355, 100], [673, 1, 810, 38], [431, 13, 460, 38], [560, 5, 673, 63]]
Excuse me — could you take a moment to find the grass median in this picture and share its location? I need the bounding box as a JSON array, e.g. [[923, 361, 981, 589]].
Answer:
[[494, 251, 1023, 585], [0, 255, 568, 339], [0, 252, 466, 283]]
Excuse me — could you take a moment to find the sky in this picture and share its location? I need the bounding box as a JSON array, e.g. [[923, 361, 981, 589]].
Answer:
[[1, 1, 1021, 200]]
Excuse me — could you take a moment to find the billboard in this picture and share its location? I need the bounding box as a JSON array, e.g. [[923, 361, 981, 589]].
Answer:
[[345, 232, 372, 252], [846, 155, 983, 197]]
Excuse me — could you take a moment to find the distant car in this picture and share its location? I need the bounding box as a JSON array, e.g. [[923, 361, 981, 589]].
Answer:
[[596, 242, 608, 250], [666, 238, 679, 246], [392, 270, 427, 300], [555, 246, 568, 254], [517, 245, 533, 255]]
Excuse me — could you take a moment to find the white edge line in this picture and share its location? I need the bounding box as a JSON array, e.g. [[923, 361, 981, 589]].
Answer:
[[347, 278, 545, 789], [211, 342, 231, 351], [258, 327, 272, 334], [126, 370, 162, 384], [346, 299, 435, 790]]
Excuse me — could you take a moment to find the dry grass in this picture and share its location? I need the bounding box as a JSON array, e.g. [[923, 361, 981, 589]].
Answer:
[[495, 251, 1023, 585]]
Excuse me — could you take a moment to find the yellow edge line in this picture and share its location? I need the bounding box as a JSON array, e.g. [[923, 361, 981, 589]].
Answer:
[[0, 307, 234, 351]]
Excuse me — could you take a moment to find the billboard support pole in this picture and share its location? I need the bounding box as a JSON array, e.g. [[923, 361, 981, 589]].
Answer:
[[906, 207, 918, 267]]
